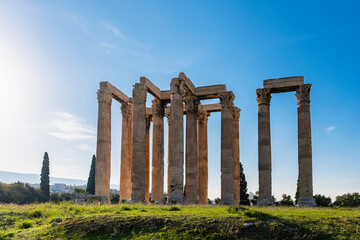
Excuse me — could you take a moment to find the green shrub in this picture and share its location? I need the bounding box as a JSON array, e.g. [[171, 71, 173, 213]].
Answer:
[[314, 194, 332, 207], [121, 206, 132, 211], [17, 220, 33, 229], [168, 206, 181, 211], [28, 209, 43, 218]]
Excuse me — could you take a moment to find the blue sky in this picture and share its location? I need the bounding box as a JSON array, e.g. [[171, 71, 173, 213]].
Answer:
[[0, 0, 359, 200]]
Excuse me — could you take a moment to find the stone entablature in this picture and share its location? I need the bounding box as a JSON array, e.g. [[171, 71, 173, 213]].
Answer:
[[95, 72, 241, 205]]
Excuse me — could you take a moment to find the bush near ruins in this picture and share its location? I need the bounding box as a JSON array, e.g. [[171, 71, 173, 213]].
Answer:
[[0, 182, 46, 204], [335, 192, 360, 207], [314, 194, 332, 207]]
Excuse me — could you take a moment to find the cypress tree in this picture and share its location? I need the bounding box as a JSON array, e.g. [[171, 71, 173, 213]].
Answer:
[[295, 178, 299, 205], [239, 162, 250, 205], [40, 152, 50, 200], [86, 155, 96, 194]]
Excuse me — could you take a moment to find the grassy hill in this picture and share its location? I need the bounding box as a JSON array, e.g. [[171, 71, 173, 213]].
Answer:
[[0, 203, 359, 239]]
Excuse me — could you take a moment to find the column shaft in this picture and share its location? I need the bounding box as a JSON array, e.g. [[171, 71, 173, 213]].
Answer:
[[151, 99, 165, 203], [168, 78, 184, 204], [185, 97, 199, 204], [95, 85, 112, 202], [120, 103, 133, 202], [145, 115, 152, 203], [220, 92, 235, 205], [256, 88, 274, 206], [296, 84, 316, 207], [197, 110, 209, 204], [130, 83, 147, 202], [232, 107, 240, 205]]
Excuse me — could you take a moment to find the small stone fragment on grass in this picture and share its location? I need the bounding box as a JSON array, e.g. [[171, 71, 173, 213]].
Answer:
[[55, 218, 62, 223], [51, 222, 56, 227]]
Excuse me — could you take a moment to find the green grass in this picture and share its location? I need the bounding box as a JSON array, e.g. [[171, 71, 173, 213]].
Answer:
[[0, 203, 359, 239]]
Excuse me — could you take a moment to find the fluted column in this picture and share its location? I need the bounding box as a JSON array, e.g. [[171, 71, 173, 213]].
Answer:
[[232, 107, 241, 205], [95, 85, 112, 202], [185, 96, 199, 204], [145, 115, 152, 203], [296, 84, 316, 207], [151, 98, 165, 203], [197, 109, 209, 204], [120, 102, 133, 202], [165, 112, 170, 201], [219, 92, 235, 205], [168, 78, 185, 204], [130, 83, 147, 202], [256, 88, 274, 206]]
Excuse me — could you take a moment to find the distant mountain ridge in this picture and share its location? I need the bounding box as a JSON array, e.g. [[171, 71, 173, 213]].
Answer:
[[0, 171, 119, 189]]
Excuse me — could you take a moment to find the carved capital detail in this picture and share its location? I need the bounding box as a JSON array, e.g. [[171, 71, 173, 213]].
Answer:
[[146, 115, 152, 129], [256, 88, 271, 105], [184, 96, 199, 113], [170, 78, 185, 95], [296, 84, 311, 106], [97, 88, 112, 104], [232, 107, 241, 121], [132, 83, 147, 104], [197, 110, 210, 122], [219, 91, 235, 108], [152, 98, 165, 116], [121, 102, 133, 119]]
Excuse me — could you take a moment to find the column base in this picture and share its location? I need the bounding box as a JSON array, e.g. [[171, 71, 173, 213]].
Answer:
[[220, 198, 235, 205], [185, 199, 199, 204], [298, 197, 317, 207], [257, 197, 274, 206]]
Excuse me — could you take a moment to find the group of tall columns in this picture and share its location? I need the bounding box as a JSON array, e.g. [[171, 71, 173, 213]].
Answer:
[[95, 78, 241, 205]]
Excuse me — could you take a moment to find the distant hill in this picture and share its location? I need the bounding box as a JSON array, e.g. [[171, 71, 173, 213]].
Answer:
[[0, 171, 119, 189]]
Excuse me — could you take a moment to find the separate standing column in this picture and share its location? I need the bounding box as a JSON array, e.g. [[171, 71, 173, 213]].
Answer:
[[145, 115, 152, 203], [296, 84, 316, 207], [95, 84, 112, 202], [168, 78, 185, 204], [232, 107, 241, 205], [151, 98, 165, 204], [120, 102, 133, 202], [130, 83, 147, 202], [219, 92, 235, 205], [256, 88, 274, 206], [197, 109, 209, 204], [185, 96, 199, 204]]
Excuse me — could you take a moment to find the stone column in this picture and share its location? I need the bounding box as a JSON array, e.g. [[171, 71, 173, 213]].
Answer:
[[184, 96, 199, 204], [95, 85, 112, 202], [168, 78, 185, 204], [219, 92, 235, 205], [151, 98, 165, 204], [232, 107, 241, 205], [120, 102, 133, 202], [145, 115, 152, 203], [197, 109, 209, 204], [130, 83, 147, 202], [256, 88, 274, 206], [165, 112, 171, 201], [296, 84, 316, 207]]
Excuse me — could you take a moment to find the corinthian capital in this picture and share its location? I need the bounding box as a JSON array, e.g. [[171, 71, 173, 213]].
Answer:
[[184, 96, 199, 113], [256, 88, 271, 105], [197, 109, 210, 122], [296, 84, 311, 106], [121, 102, 133, 119], [132, 83, 147, 104], [232, 107, 241, 121], [170, 78, 185, 95], [152, 98, 165, 116], [97, 88, 112, 104], [219, 91, 235, 108], [146, 115, 152, 129]]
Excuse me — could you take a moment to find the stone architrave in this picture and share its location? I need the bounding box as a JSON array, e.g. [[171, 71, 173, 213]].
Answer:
[[296, 84, 316, 207], [95, 87, 112, 202], [184, 96, 199, 204], [120, 102, 133, 202], [151, 98, 165, 204], [232, 107, 241, 205], [130, 83, 147, 202], [145, 115, 152, 203], [219, 92, 235, 205], [256, 88, 274, 206], [168, 78, 185, 204], [197, 109, 209, 204]]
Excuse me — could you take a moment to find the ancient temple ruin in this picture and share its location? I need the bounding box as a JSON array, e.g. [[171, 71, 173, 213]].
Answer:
[[256, 77, 316, 207], [95, 73, 241, 205]]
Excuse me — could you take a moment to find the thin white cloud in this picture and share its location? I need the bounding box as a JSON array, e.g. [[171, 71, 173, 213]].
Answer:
[[325, 126, 336, 132], [98, 42, 117, 54], [44, 111, 96, 141], [68, 14, 88, 32], [103, 22, 127, 40], [78, 144, 94, 153]]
